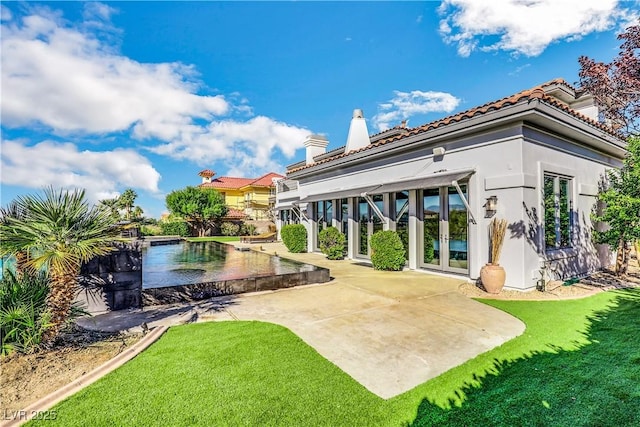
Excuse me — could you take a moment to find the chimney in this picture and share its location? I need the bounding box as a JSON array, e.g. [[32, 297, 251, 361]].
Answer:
[[303, 135, 329, 165], [345, 109, 370, 152], [198, 169, 215, 183]]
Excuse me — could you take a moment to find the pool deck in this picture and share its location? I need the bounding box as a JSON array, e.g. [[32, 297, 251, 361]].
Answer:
[[78, 242, 525, 399]]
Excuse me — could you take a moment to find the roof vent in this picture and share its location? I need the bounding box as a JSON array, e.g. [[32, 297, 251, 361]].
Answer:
[[345, 108, 370, 153]]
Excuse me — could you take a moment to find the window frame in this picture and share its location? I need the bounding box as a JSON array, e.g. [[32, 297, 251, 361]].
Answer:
[[543, 172, 574, 252]]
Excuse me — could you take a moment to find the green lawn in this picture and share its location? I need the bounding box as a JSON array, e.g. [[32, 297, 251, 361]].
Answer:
[[31, 289, 640, 426], [184, 236, 240, 243]]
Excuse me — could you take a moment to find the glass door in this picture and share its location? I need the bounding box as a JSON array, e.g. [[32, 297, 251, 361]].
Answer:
[[357, 195, 384, 258], [420, 185, 468, 273], [446, 185, 468, 272]]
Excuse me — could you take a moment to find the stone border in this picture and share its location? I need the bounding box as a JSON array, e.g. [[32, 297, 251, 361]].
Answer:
[[1, 326, 168, 427]]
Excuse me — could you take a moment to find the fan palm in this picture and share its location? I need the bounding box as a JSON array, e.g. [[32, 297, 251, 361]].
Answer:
[[0, 188, 119, 342], [0, 201, 29, 277]]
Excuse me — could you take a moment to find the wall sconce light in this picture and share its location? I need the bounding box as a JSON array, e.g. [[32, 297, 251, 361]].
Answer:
[[484, 195, 498, 217], [433, 146, 446, 157]]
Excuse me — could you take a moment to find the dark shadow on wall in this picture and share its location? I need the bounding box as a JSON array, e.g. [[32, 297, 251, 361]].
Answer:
[[507, 201, 603, 282], [406, 289, 640, 427]]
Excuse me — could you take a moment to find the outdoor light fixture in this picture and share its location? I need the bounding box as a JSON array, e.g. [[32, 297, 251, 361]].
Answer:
[[433, 146, 446, 157], [484, 195, 498, 217]]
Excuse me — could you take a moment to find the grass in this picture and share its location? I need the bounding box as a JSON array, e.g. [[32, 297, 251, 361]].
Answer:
[[184, 236, 240, 243], [30, 289, 640, 426]]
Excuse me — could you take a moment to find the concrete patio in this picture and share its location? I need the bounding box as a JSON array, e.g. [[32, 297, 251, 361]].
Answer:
[[78, 243, 525, 399]]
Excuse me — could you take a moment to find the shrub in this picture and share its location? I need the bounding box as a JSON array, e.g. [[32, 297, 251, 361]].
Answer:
[[281, 224, 307, 253], [318, 227, 346, 260], [160, 221, 190, 237], [0, 271, 52, 355], [370, 230, 406, 271], [140, 224, 162, 236], [221, 222, 240, 236], [240, 223, 257, 236]]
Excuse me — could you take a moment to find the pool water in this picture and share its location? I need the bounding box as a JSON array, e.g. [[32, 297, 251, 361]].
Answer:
[[142, 241, 318, 289]]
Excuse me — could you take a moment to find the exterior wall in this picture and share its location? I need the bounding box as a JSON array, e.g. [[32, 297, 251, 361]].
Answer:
[[76, 242, 142, 313], [222, 190, 244, 211], [280, 122, 622, 291]]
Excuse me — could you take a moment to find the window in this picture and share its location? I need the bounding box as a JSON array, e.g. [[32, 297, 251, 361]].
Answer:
[[543, 174, 572, 250]]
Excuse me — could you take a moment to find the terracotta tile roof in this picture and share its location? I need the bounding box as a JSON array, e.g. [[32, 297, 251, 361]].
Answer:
[[200, 177, 254, 189], [198, 169, 215, 177], [198, 172, 284, 190], [288, 79, 622, 174], [223, 208, 246, 219], [248, 172, 285, 187]]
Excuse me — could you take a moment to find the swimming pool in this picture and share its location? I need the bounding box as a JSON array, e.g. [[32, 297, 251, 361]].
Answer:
[[141, 241, 330, 304]]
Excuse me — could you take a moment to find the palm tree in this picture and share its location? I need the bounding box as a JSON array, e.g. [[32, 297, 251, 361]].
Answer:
[[98, 197, 122, 221], [0, 201, 29, 277], [119, 189, 137, 220], [0, 188, 119, 342]]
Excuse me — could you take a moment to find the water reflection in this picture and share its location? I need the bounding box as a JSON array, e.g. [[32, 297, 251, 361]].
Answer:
[[143, 242, 317, 289]]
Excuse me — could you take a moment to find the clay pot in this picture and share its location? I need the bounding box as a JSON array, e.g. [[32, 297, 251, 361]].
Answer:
[[480, 263, 506, 294]]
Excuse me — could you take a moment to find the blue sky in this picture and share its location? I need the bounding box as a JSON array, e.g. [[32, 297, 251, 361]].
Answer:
[[1, 1, 638, 218]]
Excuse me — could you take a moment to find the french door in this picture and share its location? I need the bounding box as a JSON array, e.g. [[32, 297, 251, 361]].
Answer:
[[357, 195, 384, 258], [421, 185, 469, 274]]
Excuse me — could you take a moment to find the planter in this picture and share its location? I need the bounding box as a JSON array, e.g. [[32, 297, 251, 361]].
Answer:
[[480, 263, 506, 294]]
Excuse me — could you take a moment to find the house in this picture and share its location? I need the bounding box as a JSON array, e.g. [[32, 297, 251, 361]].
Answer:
[[198, 170, 284, 220], [275, 79, 627, 291]]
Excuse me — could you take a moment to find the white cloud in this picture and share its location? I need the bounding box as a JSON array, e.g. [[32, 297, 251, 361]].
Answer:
[[1, 4, 228, 137], [151, 116, 310, 175], [0, 139, 161, 203], [438, 0, 636, 57], [0, 3, 313, 187], [372, 90, 460, 131]]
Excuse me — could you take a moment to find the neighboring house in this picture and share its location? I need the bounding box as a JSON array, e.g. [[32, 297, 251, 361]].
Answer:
[[275, 79, 627, 291], [198, 170, 284, 220]]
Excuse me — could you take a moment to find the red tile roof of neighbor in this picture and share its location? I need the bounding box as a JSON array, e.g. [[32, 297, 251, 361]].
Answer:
[[199, 172, 284, 190], [198, 169, 215, 177], [223, 208, 247, 219], [288, 78, 623, 174]]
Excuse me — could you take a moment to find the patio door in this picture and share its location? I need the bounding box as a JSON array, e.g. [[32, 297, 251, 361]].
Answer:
[[420, 185, 468, 274], [357, 195, 384, 258]]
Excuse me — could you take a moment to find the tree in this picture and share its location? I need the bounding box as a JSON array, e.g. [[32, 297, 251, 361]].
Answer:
[[98, 197, 121, 221], [119, 188, 138, 220], [0, 188, 120, 342], [165, 187, 227, 237], [593, 137, 640, 275], [578, 20, 640, 135], [0, 202, 29, 277]]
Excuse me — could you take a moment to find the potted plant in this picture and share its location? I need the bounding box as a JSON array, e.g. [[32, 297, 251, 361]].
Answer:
[[480, 218, 507, 294]]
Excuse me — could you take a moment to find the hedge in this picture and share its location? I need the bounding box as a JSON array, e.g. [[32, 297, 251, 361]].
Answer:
[[160, 221, 190, 237], [281, 224, 307, 253], [370, 230, 406, 271]]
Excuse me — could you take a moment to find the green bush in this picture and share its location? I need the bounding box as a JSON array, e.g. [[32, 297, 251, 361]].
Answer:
[[221, 222, 240, 236], [281, 224, 307, 253], [240, 223, 257, 236], [0, 271, 52, 355], [140, 224, 162, 236], [318, 227, 346, 260], [160, 221, 190, 237], [370, 230, 406, 271]]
